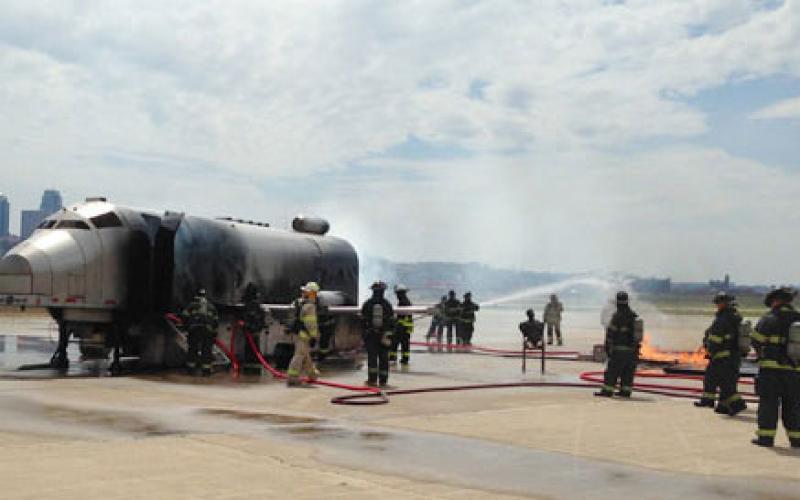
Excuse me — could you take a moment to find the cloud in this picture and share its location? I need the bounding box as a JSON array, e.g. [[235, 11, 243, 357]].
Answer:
[[750, 95, 800, 120], [0, 1, 799, 282]]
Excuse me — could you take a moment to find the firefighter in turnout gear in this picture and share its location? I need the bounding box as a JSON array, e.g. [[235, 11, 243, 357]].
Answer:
[[459, 292, 480, 346], [286, 282, 321, 387], [443, 290, 462, 351], [694, 292, 747, 416], [390, 284, 413, 366], [316, 301, 336, 361], [543, 294, 564, 346], [427, 295, 446, 351], [361, 281, 395, 387], [519, 309, 544, 349], [595, 291, 640, 398], [181, 288, 219, 376], [240, 283, 266, 373], [750, 287, 800, 448]]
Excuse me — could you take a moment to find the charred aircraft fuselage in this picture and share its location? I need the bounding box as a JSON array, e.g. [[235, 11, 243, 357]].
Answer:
[[0, 199, 359, 366]]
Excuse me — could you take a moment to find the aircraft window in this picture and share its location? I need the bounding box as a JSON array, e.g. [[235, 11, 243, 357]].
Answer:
[[55, 220, 90, 230], [36, 220, 56, 229], [91, 212, 123, 228]]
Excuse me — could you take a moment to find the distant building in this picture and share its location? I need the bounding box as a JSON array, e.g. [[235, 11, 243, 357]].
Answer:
[[630, 277, 671, 294], [40, 189, 63, 216], [0, 234, 20, 255], [0, 193, 8, 237], [19, 189, 64, 240], [709, 274, 734, 291], [20, 209, 46, 240]]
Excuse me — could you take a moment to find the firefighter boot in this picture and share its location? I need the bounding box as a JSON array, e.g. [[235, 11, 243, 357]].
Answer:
[[727, 399, 747, 417], [751, 437, 774, 447], [694, 398, 715, 408]]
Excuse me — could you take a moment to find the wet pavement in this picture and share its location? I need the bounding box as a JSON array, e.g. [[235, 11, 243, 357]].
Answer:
[[0, 308, 798, 499]]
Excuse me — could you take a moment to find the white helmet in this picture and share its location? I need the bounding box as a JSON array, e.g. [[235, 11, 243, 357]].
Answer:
[[301, 281, 320, 293]]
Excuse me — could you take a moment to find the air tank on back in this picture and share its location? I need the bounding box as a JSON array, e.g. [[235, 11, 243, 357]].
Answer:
[[172, 215, 358, 308]]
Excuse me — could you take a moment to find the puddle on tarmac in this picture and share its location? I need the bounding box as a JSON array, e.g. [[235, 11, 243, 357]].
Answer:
[[300, 426, 800, 500], [199, 408, 322, 425], [40, 403, 185, 437]]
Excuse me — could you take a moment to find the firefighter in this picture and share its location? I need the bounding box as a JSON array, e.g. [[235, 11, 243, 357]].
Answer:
[[694, 291, 747, 415], [361, 281, 394, 387], [240, 283, 266, 373], [543, 294, 564, 346], [443, 290, 462, 351], [181, 288, 219, 376], [595, 291, 640, 398], [459, 292, 480, 346], [286, 282, 321, 387], [426, 295, 446, 351], [750, 287, 800, 448], [390, 284, 413, 366], [519, 309, 544, 349], [316, 300, 336, 361]]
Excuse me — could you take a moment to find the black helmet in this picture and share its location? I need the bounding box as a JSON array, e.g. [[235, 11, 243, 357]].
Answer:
[[712, 291, 734, 305], [448, 290, 456, 298], [615, 291, 629, 305], [464, 291, 472, 299], [526, 308, 534, 318], [370, 281, 387, 291], [764, 286, 795, 307]]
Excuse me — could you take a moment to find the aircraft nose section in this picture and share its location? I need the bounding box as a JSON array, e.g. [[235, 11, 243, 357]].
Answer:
[[0, 248, 53, 296], [0, 254, 34, 294]]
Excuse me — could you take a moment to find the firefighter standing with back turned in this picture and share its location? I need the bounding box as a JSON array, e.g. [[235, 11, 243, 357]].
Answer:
[[459, 292, 480, 346], [443, 290, 461, 351], [241, 283, 266, 374], [390, 284, 413, 366], [361, 281, 394, 387], [286, 282, 321, 387], [750, 286, 800, 448], [595, 291, 641, 398], [694, 291, 747, 416], [182, 288, 219, 376]]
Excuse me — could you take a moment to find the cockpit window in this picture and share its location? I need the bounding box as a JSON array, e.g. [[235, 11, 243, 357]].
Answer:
[[90, 212, 123, 228], [55, 220, 90, 230], [36, 220, 56, 229]]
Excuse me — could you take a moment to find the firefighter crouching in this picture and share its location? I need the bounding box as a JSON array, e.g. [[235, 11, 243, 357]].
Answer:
[[390, 284, 413, 366], [519, 309, 544, 349], [182, 288, 219, 376], [361, 281, 394, 387], [694, 291, 747, 416], [595, 291, 642, 398], [286, 282, 321, 387], [751, 287, 800, 448]]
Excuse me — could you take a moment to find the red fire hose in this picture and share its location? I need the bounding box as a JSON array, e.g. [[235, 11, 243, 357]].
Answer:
[[331, 370, 759, 406], [243, 332, 380, 394], [409, 340, 580, 358]]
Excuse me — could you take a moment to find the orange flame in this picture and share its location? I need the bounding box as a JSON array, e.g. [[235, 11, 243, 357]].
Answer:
[[639, 335, 708, 366]]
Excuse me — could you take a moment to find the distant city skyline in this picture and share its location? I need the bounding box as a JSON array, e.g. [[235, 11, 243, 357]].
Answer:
[[1, 188, 64, 240], [0, 193, 9, 237]]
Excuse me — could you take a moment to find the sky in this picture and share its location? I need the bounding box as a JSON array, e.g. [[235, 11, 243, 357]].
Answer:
[[0, 0, 799, 284]]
